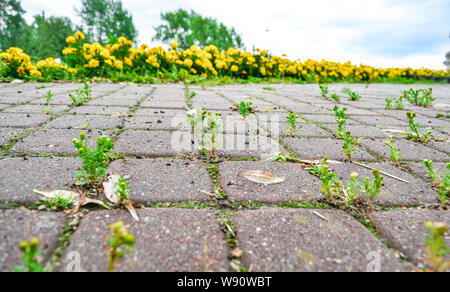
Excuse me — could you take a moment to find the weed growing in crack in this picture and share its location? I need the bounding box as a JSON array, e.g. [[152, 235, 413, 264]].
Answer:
[[236, 101, 254, 119], [333, 105, 348, 137], [406, 111, 432, 143], [342, 130, 357, 160], [319, 84, 329, 98], [38, 193, 74, 211], [331, 93, 341, 102], [362, 169, 383, 212], [41, 90, 54, 115], [402, 88, 436, 107], [423, 160, 449, 205], [286, 112, 300, 137], [204, 112, 222, 159], [424, 221, 450, 272], [342, 87, 362, 101], [73, 132, 116, 186], [107, 221, 135, 272], [385, 98, 395, 109], [385, 138, 403, 166], [186, 107, 206, 134], [395, 96, 405, 110], [13, 237, 45, 272], [70, 82, 92, 106]]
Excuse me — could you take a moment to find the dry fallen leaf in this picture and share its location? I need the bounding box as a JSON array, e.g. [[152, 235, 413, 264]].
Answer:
[[232, 247, 244, 258], [33, 189, 110, 213], [103, 174, 139, 222], [242, 170, 285, 185]]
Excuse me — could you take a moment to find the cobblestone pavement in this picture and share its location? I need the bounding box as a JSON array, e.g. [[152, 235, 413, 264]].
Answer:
[[0, 82, 449, 272]]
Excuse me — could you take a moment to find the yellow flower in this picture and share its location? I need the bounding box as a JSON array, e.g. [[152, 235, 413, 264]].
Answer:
[[231, 65, 239, 72], [183, 59, 193, 67], [74, 32, 86, 40], [66, 36, 76, 45], [171, 41, 179, 49]]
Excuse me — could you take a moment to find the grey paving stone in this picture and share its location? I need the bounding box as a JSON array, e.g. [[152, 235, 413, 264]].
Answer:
[[234, 209, 403, 272], [406, 162, 448, 181], [0, 127, 24, 146], [141, 100, 187, 109], [370, 210, 450, 268], [301, 114, 358, 125], [3, 104, 69, 114], [360, 139, 449, 162], [331, 163, 439, 207], [68, 106, 131, 115], [0, 95, 36, 104], [108, 159, 213, 204], [30, 95, 74, 105], [274, 123, 334, 138], [319, 104, 379, 116], [10, 129, 112, 155], [218, 161, 323, 203], [61, 209, 228, 272], [322, 124, 390, 138], [116, 130, 195, 157], [0, 113, 51, 128], [133, 108, 186, 117], [0, 209, 67, 272], [0, 157, 80, 205], [282, 105, 331, 115], [123, 115, 188, 131], [430, 142, 450, 154], [350, 115, 409, 127], [46, 115, 122, 130], [282, 138, 375, 161], [86, 98, 138, 107]]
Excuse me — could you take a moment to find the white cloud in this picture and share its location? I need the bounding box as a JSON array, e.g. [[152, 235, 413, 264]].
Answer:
[[21, 0, 450, 69]]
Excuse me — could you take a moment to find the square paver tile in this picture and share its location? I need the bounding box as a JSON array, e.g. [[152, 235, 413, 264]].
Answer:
[[234, 209, 403, 272], [0, 127, 25, 146], [46, 115, 122, 130], [0, 113, 51, 128]]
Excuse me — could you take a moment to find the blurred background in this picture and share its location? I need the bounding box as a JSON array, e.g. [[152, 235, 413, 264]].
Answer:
[[1, 0, 449, 69]]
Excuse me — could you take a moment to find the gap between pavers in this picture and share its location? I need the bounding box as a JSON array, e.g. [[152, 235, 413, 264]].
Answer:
[[0, 127, 25, 146], [60, 209, 229, 272], [0, 157, 81, 205], [370, 209, 450, 269], [217, 161, 323, 203], [108, 158, 214, 204], [282, 137, 376, 162], [360, 139, 449, 162], [3, 104, 70, 115], [0, 113, 52, 128], [322, 124, 390, 138], [233, 209, 404, 272], [0, 209, 67, 272], [330, 163, 439, 207], [9, 129, 113, 155]]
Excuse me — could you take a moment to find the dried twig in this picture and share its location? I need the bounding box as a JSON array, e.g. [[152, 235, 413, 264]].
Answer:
[[353, 161, 410, 184]]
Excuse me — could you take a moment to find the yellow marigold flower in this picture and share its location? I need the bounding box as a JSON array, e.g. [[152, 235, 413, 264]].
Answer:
[[74, 32, 85, 40], [66, 36, 77, 45], [68, 68, 77, 74], [171, 41, 179, 49], [30, 70, 42, 77], [184, 59, 193, 67], [231, 65, 239, 72]]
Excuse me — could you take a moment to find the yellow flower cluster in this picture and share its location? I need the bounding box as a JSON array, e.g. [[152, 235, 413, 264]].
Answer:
[[0, 47, 41, 77], [1, 31, 449, 81]]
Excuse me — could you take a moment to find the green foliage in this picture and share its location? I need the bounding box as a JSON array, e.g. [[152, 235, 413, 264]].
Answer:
[[385, 138, 403, 165], [186, 107, 207, 133], [385, 98, 395, 109], [342, 130, 357, 160], [69, 82, 92, 106], [424, 221, 450, 272], [342, 87, 362, 101], [319, 84, 328, 98], [263, 87, 275, 91], [236, 101, 253, 119], [153, 9, 244, 51], [331, 93, 341, 102], [402, 88, 436, 107], [72, 132, 116, 186], [286, 112, 300, 137], [77, 0, 137, 44], [333, 105, 348, 137], [39, 193, 74, 211], [314, 157, 339, 200], [406, 111, 432, 143], [115, 177, 130, 201], [27, 14, 76, 60], [0, 0, 28, 50], [13, 237, 45, 272], [395, 96, 405, 110], [362, 169, 383, 209], [107, 221, 135, 272]]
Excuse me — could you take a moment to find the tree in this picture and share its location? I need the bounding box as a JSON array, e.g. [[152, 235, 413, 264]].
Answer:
[[0, 0, 28, 50], [27, 13, 75, 59], [153, 9, 244, 51], [77, 0, 138, 45]]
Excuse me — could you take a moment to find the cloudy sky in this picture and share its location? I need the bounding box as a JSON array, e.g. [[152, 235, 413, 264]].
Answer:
[[21, 0, 450, 69]]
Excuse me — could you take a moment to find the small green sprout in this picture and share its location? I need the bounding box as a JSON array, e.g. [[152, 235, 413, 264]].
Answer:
[[342, 130, 357, 160], [315, 156, 339, 201], [331, 93, 341, 102], [424, 221, 450, 272], [342, 87, 362, 101], [107, 221, 135, 272], [286, 112, 301, 137], [395, 96, 405, 110], [319, 84, 329, 98], [333, 105, 348, 137], [186, 107, 207, 134], [385, 98, 395, 109], [362, 169, 383, 211], [188, 91, 197, 99], [39, 193, 74, 211], [402, 88, 436, 107], [116, 177, 130, 202], [70, 82, 92, 106], [73, 132, 116, 186], [406, 111, 432, 143], [423, 160, 449, 205], [385, 138, 403, 166], [13, 237, 45, 272], [263, 87, 275, 91], [45, 90, 53, 105], [204, 112, 222, 159], [236, 101, 253, 119]]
